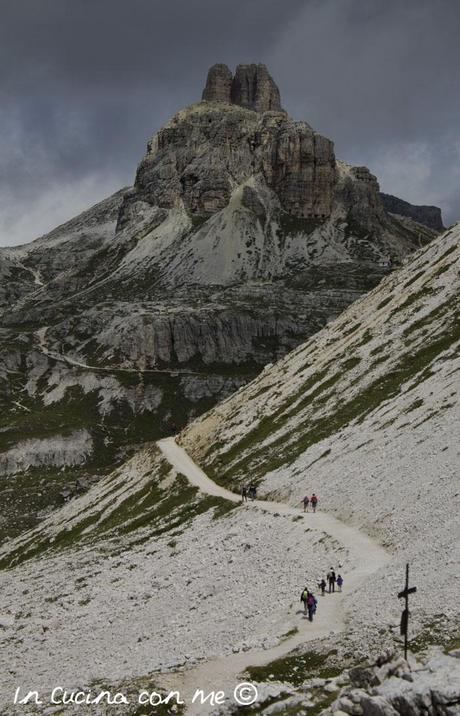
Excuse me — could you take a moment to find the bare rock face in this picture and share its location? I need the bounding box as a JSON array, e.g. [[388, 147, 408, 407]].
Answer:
[[201, 62, 282, 113], [201, 63, 233, 104], [380, 192, 444, 231], [336, 164, 386, 231], [121, 102, 336, 221], [119, 63, 337, 221], [261, 115, 336, 218], [231, 63, 282, 112]]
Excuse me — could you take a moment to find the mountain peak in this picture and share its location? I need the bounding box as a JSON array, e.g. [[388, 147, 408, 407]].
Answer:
[[202, 62, 282, 112]]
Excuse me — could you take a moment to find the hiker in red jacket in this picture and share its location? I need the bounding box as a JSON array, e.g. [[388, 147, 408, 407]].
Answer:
[[311, 494, 318, 513]]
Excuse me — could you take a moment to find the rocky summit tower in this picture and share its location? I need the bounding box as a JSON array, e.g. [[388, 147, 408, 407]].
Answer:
[[120, 62, 339, 224], [202, 63, 282, 112]]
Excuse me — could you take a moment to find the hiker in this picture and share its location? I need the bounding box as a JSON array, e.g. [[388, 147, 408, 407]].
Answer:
[[337, 574, 344, 592], [318, 578, 327, 596], [307, 592, 317, 622], [241, 486, 248, 503], [327, 568, 336, 593], [300, 587, 309, 615], [249, 484, 257, 501], [311, 494, 318, 513], [301, 495, 310, 512]]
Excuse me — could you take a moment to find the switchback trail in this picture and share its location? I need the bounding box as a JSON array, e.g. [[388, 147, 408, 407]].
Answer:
[[157, 437, 390, 715]]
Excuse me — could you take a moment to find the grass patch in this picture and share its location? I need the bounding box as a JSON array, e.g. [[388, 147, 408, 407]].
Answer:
[[388, 284, 434, 317], [402, 300, 450, 339], [356, 329, 373, 347], [246, 649, 338, 688], [403, 270, 425, 289], [341, 356, 361, 371], [376, 295, 393, 310], [404, 398, 424, 413], [410, 615, 458, 653]]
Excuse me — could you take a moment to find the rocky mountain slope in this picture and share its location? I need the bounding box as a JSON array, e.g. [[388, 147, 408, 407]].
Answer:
[[181, 220, 459, 636], [0, 63, 442, 539], [0, 220, 457, 716]]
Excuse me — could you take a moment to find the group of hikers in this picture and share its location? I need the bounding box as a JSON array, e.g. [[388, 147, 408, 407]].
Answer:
[[238, 483, 344, 625], [300, 493, 319, 512], [241, 487, 319, 511], [300, 568, 344, 622], [241, 484, 257, 502]]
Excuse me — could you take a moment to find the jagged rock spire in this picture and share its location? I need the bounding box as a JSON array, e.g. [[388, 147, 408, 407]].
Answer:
[[231, 64, 282, 112], [202, 62, 282, 112], [201, 63, 233, 104]]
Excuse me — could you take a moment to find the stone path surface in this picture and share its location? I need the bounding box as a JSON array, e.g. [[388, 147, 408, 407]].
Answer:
[[157, 437, 390, 715]]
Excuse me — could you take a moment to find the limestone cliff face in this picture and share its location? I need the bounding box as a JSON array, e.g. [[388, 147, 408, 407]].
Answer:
[[201, 63, 233, 103], [261, 116, 335, 218], [202, 62, 282, 112], [230, 63, 282, 112], [120, 64, 336, 224]]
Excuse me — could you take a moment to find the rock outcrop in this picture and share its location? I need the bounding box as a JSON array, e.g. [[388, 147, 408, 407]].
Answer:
[[202, 62, 282, 112], [230, 63, 282, 112], [330, 650, 460, 716], [380, 192, 445, 231], [121, 101, 335, 221], [201, 63, 233, 103], [262, 115, 336, 218]]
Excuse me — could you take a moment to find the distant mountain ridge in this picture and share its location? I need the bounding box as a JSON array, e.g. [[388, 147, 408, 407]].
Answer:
[[380, 191, 444, 231]]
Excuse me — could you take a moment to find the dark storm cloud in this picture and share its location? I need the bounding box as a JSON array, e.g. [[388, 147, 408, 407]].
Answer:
[[0, 0, 459, 245]]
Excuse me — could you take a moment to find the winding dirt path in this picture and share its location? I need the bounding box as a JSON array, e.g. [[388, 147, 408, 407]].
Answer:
[[157, 437, 390, 714], [34, 326, 209, 377]]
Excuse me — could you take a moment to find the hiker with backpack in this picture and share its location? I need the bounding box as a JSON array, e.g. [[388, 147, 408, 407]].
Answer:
[[311, 494, 318, 512], [241, 486, 248, 503], [337, 574, 344, 592], [307, 592, 317, 622], [318, 578, 327, 596], [301, 495, 310, 512], [327, 568, 336, 593], [300, 586, 309, 615]]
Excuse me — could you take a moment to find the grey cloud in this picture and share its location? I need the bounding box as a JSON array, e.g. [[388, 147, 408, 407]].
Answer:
[[0, 0, 458, 245]]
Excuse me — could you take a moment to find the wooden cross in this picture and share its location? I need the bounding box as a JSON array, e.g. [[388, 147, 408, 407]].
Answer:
[[398, 563, 417, 660]]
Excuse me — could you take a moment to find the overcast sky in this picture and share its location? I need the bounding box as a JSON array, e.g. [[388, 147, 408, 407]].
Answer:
[[1, 0, 459, 246]]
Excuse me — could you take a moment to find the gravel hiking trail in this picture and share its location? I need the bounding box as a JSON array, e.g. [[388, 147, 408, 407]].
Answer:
[[34, 326, 207, 376], [157, 437, 390, 714]]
